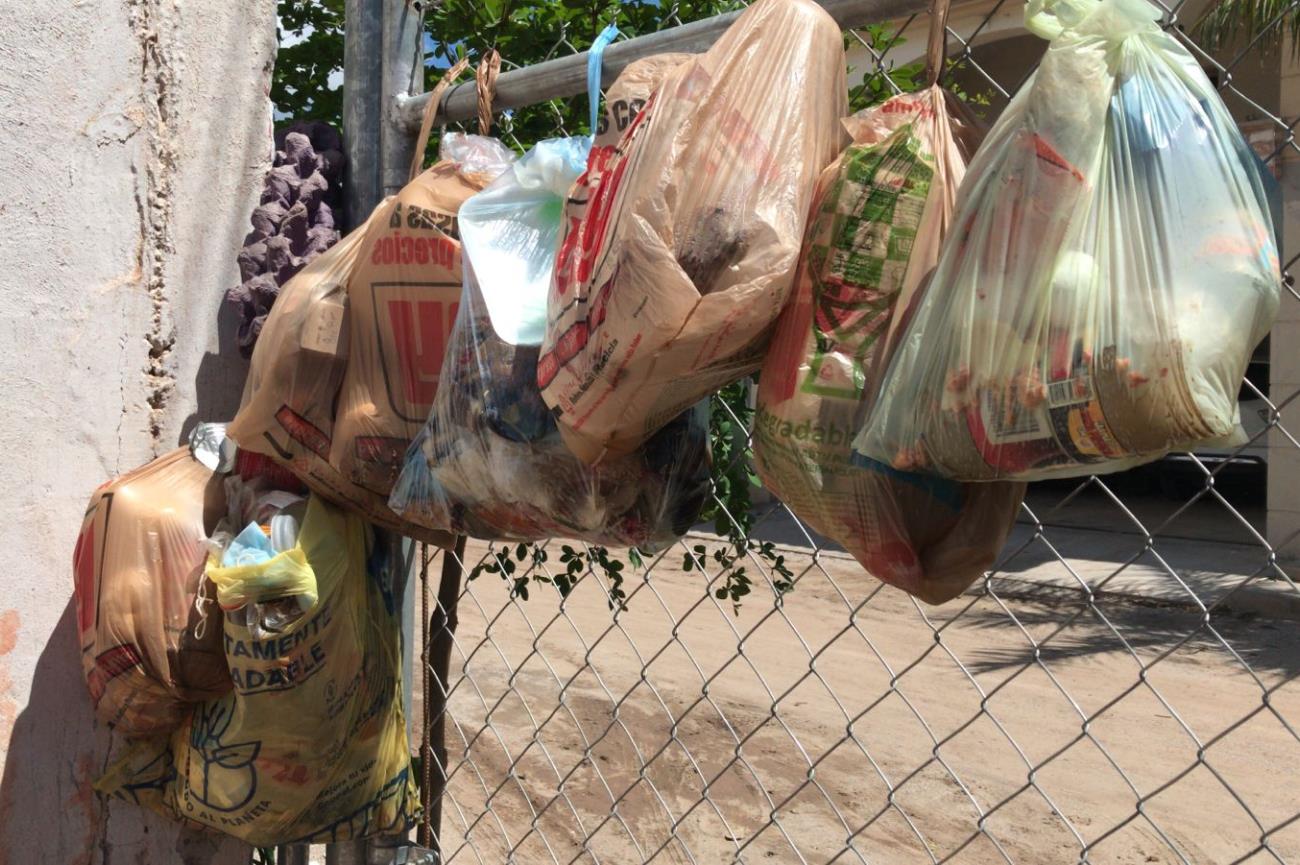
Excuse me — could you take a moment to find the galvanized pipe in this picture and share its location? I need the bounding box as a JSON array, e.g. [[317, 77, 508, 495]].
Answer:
[[395, 0, 932, 132], [380, 0, 425, 198], [343, 0, 384, 228], [422, 537, 467, 856]]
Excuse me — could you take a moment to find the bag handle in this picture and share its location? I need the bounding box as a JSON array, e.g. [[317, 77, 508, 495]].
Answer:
[[924, 0, 951, 87], [476, 49, 501, 137], [410, 56, 472, 182], [587, 23, 621, 137]]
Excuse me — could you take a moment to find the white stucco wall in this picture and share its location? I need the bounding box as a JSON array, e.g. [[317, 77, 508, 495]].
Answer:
[[0, 0, 276, 861]]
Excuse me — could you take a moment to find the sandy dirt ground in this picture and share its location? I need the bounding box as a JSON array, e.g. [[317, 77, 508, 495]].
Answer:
[[412, 537, 1300, 865]]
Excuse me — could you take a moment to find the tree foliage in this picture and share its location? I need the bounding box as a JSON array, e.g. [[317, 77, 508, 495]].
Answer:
[[1195, 0, 1300, 58], [273, 0, 345, 128]]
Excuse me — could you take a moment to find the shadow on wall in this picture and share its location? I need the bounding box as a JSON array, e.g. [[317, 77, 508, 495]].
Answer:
[[178, 300, 250, 447], [0, 601, 242, 864]]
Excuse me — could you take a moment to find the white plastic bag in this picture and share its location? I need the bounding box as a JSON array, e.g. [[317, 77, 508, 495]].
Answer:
[[854, 0, 1280, 481]]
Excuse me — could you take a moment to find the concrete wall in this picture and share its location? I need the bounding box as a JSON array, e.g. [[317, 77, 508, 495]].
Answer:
[[0, 0, 275, 861]]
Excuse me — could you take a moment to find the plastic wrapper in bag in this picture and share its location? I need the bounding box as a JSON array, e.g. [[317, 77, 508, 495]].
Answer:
[[854, 0, 1281, 481], [98, 496, 417, 846], [331, 134, 515, 496], [390, 137, 712, 547], [210, 473, 312, 640], [228, 135, 514, 543], [539, 0, 848, 462], [754, 88, 1026, 604], [73, 449, 231, 737]]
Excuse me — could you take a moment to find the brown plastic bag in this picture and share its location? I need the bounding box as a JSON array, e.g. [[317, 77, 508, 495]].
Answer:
[[227, 147, 506, 543], [329, 136, 512, 499], [229, 59, 513, 543], [754, 87, 1026, 604], [227, 224, 366, 493], [227, 212, 444, 541], [560, 53, 692, 240], [73, 449, 230, 736], [539, 0, 847, 462]]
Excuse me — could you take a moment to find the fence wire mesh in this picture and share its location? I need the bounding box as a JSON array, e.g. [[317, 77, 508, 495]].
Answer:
[[413, 1, 1300, 862]]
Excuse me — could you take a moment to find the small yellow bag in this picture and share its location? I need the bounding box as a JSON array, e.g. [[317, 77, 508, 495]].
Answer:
[[97, 496, 417, 846]]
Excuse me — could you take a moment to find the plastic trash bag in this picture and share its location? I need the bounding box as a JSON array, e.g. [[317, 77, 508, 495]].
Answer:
[[854, 0, 1281, 481], [561, 52, 691, 252], [539, 0, 848, 463], [332, 134, 516, 497], [98, 496, 417, 846], [228, 135, 514, 543], [390, 136, 712, 547], [227, 225, 365, 487], [73, 449, 231, 737], [754, 88, 1026, 604]]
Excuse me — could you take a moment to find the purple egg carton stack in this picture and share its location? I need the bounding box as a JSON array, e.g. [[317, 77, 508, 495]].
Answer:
[[229, 121, 345, 355]]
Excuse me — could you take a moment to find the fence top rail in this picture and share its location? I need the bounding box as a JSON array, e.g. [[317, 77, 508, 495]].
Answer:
[[397, 0, 933, 132]]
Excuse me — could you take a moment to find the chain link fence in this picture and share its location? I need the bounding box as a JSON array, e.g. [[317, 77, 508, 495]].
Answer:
[[412, 1, 1300, 862]]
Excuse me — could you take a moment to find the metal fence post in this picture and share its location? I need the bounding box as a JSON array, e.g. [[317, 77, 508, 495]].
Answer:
[[343, 0, 383, 229], [380, 0, 424, 199], [339, 3, 428, 861], [419, 537, 468, 853]]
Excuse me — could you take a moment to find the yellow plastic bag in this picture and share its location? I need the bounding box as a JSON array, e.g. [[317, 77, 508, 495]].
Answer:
[[97, 496, 417, 846], [207, 547, 317, 612]]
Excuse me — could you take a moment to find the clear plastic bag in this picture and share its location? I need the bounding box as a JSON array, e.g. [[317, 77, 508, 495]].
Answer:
[[72, 449, 231, 736], [538, 0, 848, 463], [854, 0, 1280, 481], [755, 87, 1027, 604], [390, 138, 712, 548]]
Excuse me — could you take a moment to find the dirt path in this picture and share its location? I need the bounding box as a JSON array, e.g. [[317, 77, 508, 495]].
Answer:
[[418, 538, 1300, 865]]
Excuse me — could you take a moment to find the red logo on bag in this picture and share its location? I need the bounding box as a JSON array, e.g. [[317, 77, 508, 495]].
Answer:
[[554, 92, 658, 299], [353, 435, 408, 469], [370, 230, 457, 269], [73, 523, 97, 635], [275, 405, 331, 459], [386, 298, 459, 405], [87, 643, 144, 705], [537, 272, 617, 390]]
